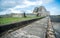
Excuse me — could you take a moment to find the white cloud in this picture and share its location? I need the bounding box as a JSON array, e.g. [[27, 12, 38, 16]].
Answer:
[[0, 0, 54, 15], [1, 0, 54, 9], [10, 7, 32, 13], [10, 8, 22, 13], [47, 7, 60, 15], [26, 10, 32, 13], [22, 0, 53, 8], [0, 8, 23, 15], [1, 0, 54, 8], [23, 0, 42, 6], [1, 0, 16, 6], [42, 0, 54, 4], [14, 5, 28, 8], [0, 9, 11, 15]]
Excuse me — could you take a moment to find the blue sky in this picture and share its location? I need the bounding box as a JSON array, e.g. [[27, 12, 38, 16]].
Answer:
[[0, 0, 60, 15]]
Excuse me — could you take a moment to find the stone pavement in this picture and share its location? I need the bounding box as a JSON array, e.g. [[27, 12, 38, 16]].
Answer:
[[1, 17, 49, 38]]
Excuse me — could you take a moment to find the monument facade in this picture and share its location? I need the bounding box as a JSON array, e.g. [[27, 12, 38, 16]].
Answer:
[[33, 6, 50, 16]]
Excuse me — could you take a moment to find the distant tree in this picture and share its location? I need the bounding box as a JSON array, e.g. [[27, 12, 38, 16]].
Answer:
[[0, 15, 2, 18], [23, 12, 26, 18], [0, 16, 2, 18], [36, 13, 39, 17]]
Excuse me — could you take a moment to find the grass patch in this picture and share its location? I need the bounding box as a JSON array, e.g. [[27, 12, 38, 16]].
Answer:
[[0, 16, 41, 25]]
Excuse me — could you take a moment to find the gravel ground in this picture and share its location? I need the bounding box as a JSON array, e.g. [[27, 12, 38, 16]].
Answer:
[[0, 17, 49, 38]]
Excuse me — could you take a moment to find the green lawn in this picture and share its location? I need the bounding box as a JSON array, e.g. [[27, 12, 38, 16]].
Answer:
[[0, 16, 41, 25]]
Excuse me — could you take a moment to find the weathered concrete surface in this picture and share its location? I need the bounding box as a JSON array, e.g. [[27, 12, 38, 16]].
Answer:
[[0, 17, 49, 38]]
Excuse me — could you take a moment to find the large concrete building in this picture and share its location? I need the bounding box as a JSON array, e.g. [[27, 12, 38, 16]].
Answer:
[[33, 6, 50, 16]]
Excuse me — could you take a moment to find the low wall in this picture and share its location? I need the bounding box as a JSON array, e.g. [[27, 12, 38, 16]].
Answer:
[[0, 17, 44, 34], [45, 18, 55, 38]]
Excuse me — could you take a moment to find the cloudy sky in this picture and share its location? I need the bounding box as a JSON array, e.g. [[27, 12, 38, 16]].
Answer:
[[0, 0, 60, 15]]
